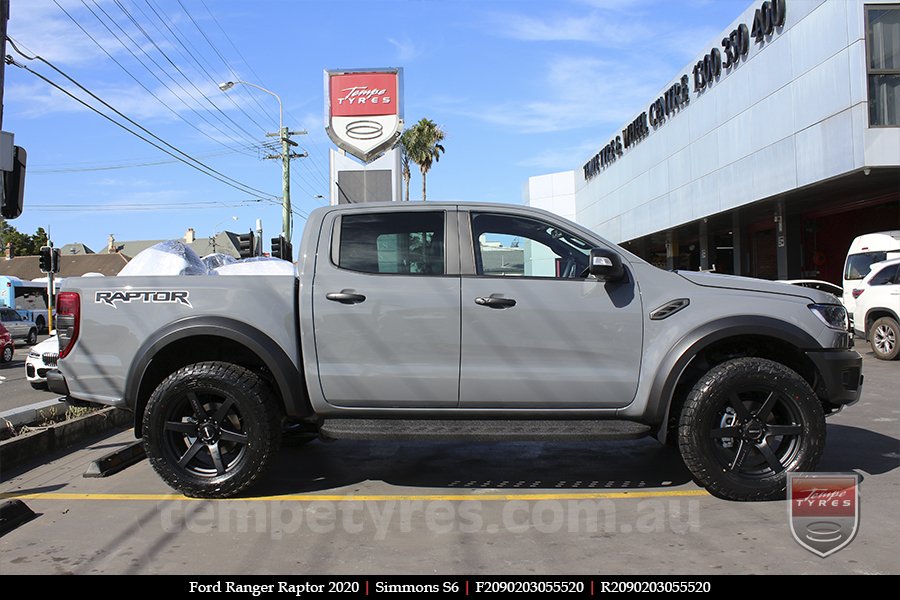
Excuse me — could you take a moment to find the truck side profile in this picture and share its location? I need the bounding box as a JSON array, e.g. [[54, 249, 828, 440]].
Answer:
[[49, 202, 863, 501]]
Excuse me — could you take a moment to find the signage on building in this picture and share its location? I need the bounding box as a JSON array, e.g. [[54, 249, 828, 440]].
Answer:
[[325, 68, 404, 164], [583, 0, 786, 181]]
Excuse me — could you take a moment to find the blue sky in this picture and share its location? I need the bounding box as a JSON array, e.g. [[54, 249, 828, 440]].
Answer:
[[4, 0, 748, 252]]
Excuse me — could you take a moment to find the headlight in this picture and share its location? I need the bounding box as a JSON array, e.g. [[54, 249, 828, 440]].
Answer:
[[809, 304, 848, 331], [28, 351, 40, 358]]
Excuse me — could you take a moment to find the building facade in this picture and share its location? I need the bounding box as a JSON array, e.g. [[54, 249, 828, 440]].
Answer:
[[526, 0, 900, 284]]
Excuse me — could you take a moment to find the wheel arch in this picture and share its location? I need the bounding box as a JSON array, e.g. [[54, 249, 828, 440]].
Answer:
[[649, 316, 820, 444], [864, 307, 899, 338], [127, 316, 311, 436]]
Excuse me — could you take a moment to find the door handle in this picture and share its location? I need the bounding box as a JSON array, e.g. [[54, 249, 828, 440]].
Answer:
[[326, 291, 366, 304], [474, 296, 516, 309]]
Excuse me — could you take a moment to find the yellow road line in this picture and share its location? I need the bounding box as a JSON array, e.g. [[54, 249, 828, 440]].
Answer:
[[0, 489, 710, 502]]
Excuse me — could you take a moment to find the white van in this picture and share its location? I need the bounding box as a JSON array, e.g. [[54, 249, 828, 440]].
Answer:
[[843, 231, 900, 323]]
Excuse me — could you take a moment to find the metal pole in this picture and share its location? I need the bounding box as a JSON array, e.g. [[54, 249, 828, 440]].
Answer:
[[47, 236, 54, 334], [282, 126, 291, 241]]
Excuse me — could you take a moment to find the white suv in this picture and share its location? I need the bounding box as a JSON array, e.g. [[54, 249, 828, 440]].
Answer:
[[852, 258, 900, 360]]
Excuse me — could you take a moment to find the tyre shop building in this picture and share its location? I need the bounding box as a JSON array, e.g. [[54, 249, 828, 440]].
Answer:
[[526, 0, 900, 284]]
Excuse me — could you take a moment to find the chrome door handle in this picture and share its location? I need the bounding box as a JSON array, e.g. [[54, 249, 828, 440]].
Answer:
[[326, 292, 366, 304], [474, 296, 516, 309]]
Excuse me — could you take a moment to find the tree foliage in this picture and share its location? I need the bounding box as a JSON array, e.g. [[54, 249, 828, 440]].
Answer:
[[0, 218, 49, 256], [399, 119, 446, 201]]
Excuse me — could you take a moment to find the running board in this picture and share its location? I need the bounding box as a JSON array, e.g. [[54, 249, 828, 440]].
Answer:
[[319, 419, 652, 442]]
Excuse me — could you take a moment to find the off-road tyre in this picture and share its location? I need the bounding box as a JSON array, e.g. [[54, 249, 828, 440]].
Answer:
[[678, 357, 825, 501], [143, 361, 282, 498]]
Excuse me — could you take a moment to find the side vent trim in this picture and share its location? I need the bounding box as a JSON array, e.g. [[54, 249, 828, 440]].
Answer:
[[650, 298, 690, 321]]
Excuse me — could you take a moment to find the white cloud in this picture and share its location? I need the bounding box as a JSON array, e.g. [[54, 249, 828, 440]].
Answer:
[[517, 139, 601, 171], [493, 11, 650, 46], [387, 37, 419, 62], [471, 56, 668, 134], [7, 0, 123, 66]]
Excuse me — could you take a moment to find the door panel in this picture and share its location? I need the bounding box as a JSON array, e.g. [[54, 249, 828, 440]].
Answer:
[[460, 277, 642, 408], [459, 211, 643, 409], [313, 210, 461, 408]]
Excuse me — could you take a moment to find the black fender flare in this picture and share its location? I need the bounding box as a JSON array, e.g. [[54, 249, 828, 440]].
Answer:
[[649, 315, 819, 442], [125, 316, 311, 431]]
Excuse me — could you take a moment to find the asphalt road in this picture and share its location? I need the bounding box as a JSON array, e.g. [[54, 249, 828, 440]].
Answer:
[[0, 335, 59, 412], [0, 343, 897, 575]]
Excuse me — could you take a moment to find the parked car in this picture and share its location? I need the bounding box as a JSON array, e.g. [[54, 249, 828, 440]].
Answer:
[[843, 231, 900, 326], [0, 307, 37, 345], [25, 334, 59, 389], [852, 257, 900, 360], [781, 280, 843, 301], [0, 323, 13, 364]]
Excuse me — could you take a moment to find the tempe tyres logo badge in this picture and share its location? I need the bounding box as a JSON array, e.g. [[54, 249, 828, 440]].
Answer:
[[788, 472, 859, 557], [325, 68, 403, 164]]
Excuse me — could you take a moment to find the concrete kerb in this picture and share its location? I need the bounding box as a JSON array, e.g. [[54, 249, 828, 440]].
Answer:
[[0, 398, 70, 429], [0, 406, 133, 471]]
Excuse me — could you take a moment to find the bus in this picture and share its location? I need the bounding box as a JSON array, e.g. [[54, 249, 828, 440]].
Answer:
[[0, 276, 56, 333]]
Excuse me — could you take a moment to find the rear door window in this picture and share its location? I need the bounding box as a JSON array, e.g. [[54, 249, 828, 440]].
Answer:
[[337, 212, 445, 275]]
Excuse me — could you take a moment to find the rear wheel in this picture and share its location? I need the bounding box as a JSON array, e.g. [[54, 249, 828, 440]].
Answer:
[[1, 345, 12, 363], [34, 316, 46, 335], [143, 361, 282, 498], [678, 357, 825, 501], [869, 316, 900, 360], [25, 328, 37, 345]]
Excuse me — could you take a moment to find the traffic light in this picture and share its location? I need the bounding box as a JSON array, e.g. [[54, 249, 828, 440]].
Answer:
[[38, 246, 61, 273], [1, 145, 26, 220], [270, 236, 293, 261], [238, 231, 255, 259], [39, 246, 52, 273]]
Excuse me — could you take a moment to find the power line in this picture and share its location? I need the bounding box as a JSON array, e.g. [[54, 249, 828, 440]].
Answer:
[[193, 0, 333, 189], [28, 202, 253, 212], [78, 0, 261, 151], [52, 0, 257, 156], [31, 151, 238, 173], [196, 0, 280, 126], [6, 39, 279, 201], [133, 0, 271, 134], [109, 0, 265, 145]]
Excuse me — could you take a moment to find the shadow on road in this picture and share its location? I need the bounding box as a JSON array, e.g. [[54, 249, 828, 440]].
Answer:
[[819, 423, 900, 475], [252, 438, 694, 497]]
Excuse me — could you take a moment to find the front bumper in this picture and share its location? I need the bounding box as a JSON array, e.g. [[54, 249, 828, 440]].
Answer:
[[805, 349, 863, 407]]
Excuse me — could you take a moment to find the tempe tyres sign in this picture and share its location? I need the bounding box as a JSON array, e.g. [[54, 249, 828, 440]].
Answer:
[[325, 68, 404, 163]]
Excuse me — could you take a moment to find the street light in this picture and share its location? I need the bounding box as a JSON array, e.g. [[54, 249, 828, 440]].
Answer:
[[219, 80, 296, 242]]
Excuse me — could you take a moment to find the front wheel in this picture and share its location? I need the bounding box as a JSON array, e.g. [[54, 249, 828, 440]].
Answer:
[[1, 345, 12, 363], [34, 316, 46, 335], [678, 357, 825, 501], [870, 316, 900, 360], [25, 328, 37, 345], [143, 361, 283, 498]]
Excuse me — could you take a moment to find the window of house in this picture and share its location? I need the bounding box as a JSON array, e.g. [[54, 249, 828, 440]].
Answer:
[[867, 4, 900, 126]]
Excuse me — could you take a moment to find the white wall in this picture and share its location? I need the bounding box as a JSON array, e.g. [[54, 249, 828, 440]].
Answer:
[[526, 0, 900, 243]]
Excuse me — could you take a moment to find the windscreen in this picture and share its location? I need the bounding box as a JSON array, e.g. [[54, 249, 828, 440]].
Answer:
[[844, 252, 887, 280]]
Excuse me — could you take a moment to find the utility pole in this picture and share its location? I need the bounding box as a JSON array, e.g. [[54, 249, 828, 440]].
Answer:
[[1, 0, 8, 129], [264, 127, 307, 242], [217, 81, 306, 244]]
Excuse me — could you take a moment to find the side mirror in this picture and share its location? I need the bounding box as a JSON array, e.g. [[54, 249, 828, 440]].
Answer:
[[589, 248, 625, 281]]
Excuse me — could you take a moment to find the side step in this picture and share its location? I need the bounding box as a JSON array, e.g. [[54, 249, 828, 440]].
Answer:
[[319, 419, 651, 442]]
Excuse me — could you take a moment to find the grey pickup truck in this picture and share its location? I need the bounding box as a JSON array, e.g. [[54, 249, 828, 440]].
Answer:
[[49, 202, 862, 500]]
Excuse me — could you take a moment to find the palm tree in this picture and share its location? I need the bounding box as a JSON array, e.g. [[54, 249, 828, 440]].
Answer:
[[399, 131, 413, 202], [402, 118, 445, 201]]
